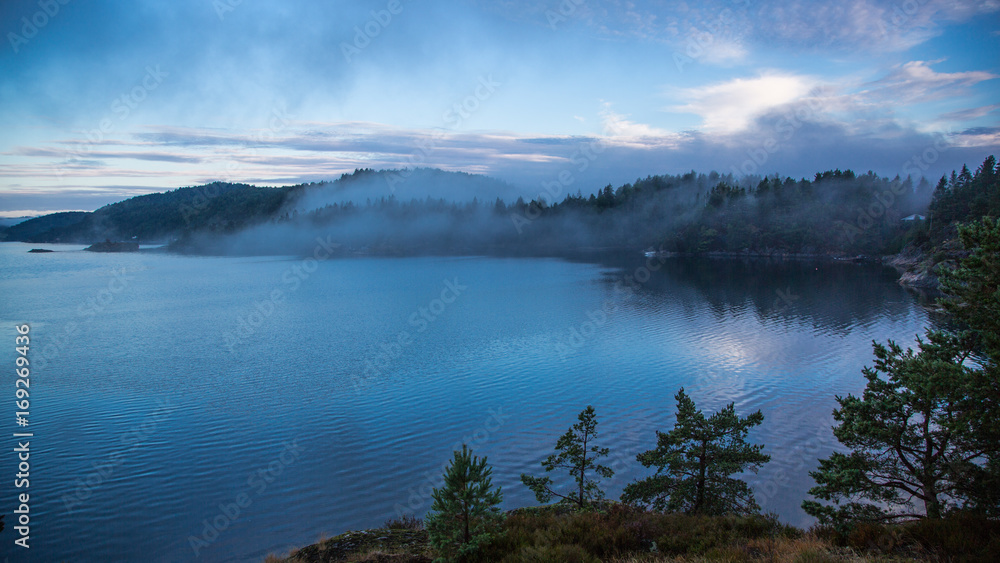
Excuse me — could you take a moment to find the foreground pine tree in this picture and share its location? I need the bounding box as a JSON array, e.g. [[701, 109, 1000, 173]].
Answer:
[[802, 335, 982, 523], [621, 388, 769, 515], [425, 445, 504, 561], [804, 218, 1000, 524], [521, 405, 614, 508], [939, 218, 1000, 515]]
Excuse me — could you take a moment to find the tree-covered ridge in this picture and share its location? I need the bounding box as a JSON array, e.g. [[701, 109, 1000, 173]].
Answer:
[[928, 155, 1000, 242], [1, 211, 89, 242], [3, 182, 302, 243], [273, 164, 944, 256], [6, 157, 998, 259]]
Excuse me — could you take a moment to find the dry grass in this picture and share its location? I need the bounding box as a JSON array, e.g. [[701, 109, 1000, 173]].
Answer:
[[598, 534, 861, 563], [264, 508, 998, 562]]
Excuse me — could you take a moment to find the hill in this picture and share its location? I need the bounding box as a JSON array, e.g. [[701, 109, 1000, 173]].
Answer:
[[2, 211, 89, 242], [6, 158, 997, 261], [1, 169, 517, 245], [2, 183, 299, 244]]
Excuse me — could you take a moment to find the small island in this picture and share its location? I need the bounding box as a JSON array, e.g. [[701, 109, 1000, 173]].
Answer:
[[84, 240, 139, 253], [28, 248, 54, 253]]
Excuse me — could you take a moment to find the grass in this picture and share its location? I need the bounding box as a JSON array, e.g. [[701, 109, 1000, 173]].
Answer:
[[269, 505, 999, 562]]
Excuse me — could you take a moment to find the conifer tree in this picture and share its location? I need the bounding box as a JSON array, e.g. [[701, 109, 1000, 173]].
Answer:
[[805, 217, 1000, 523], [802, 335, 981, 523], [521, 405, 614, 508], [622, 388, 769, 515], [425, 445, 504, 561]]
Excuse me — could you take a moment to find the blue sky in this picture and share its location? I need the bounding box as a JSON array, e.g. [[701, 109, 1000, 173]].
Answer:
[[1, 0, 998, 216]]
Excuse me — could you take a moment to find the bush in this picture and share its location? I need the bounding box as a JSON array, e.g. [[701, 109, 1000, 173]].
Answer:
[[425, 446, 504, 562], [815, 513, 1000, 561], [384, 515, 424, 530]]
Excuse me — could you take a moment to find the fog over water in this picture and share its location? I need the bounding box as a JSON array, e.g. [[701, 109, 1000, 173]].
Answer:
[[0, 243, 931, 561]]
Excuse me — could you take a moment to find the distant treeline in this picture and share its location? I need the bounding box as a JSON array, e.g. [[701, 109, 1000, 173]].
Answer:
[[4, 157, 998, 258]]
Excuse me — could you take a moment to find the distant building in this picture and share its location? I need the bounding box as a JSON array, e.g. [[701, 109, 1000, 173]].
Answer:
[[901, 214, 926, 221]]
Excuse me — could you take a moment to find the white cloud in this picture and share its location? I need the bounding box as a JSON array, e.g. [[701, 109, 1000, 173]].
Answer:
[[672, 74, 817, 133], [936, 104, 1000, 122], [596, 104, 684, 150], [856, 60, 997, 105], [757, 0, 1000, 52]]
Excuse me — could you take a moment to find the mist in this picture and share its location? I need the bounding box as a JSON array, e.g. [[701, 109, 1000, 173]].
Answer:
[[172, 162, 945, 259]]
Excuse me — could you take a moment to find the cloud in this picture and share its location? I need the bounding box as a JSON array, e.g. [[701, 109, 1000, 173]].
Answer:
[[856, 60, 997, 106], [474, 0, 997, 54], [936, 104, 1000, 122], [662, 61, 996, 138], [756, 0, 1000, 52], [598, 105, 678, 141], [671, 74, 817, 134], [11, 147, 203, 163]]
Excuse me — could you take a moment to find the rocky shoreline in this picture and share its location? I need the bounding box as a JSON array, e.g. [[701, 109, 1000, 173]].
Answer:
[[883, 240, 969, 291]]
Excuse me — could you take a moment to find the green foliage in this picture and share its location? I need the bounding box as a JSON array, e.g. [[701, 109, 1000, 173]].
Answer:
[[807, 213, 1000, 525], [622, 388, 769, 516], [939, 217, 1000, 361], [384, 514, 424, 530], [471, 505, 797, 562], [2, 211, 88, 242], [929, 156, 1000, 240], [4, 182, 302, 244], [803, 334, 988, 524], [936, 217, 1000, 516], [425, 445, 504, 562], [520, 406, 614, 509], [13, 158, 985, 257], [814, 513, 1000, 561]]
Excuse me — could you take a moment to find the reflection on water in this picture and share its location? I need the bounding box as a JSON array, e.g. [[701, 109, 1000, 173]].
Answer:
[[0, 244, 930, 562]]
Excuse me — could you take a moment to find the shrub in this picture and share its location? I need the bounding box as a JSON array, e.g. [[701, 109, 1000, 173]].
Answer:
[[384, 514, 424, 530]]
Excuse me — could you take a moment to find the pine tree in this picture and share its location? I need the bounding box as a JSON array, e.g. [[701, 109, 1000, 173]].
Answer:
[[939, 217, 1000, 361], [937, 218, 1000, 515], [425, 445, 504, 561], [621, 388, 769, 515], [521, 405, 614, 508], [802, 334, 986, 523]]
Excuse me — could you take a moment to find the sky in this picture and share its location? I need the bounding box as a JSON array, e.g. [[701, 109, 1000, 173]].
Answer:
[[0, 0, 998, 217]]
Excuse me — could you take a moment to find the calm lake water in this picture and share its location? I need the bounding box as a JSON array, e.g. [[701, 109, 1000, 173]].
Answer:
[[0, 242, 931, 562]]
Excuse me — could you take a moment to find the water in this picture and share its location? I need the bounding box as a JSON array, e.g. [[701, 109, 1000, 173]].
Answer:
[[0, 243, 931, 562]]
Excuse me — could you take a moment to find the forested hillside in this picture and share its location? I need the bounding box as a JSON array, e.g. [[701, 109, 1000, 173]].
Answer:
[[6, 157, 998, 260], [2, 182, 299, 243]]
